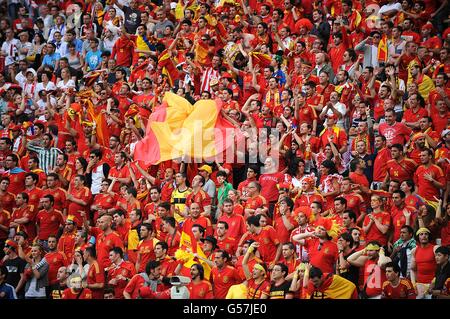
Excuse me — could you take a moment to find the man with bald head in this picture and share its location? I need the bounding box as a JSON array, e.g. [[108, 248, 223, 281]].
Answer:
[[311, 52, 335, 82], [51, 266, 69, 299], [82, 213, 124, 271]]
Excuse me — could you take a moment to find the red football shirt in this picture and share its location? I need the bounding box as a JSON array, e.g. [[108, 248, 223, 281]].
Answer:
[[35, 209, 65, 240], [373, 147, 391, 182], [381, 279, 417, 299], [303, 238, 339, 274], [378, 122, 412, 146], [217, 213, 247, 241], [87, 260, 105, 299], [211, 265, 241, 299], [414, 164, 445, 201], [386, 158, 417, 183], [187, 280, 214, 299], [90, 227, 124, 270], [363, 211, 391, 246], [259, 172, 285, 202]]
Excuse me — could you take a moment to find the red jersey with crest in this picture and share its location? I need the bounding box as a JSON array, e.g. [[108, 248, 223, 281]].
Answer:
[[57, 231, 76, 262], [87, 260, 105, 299], [35, 209, 65, 240], [0, 191, 15, 214], [89, 227, 124, 271], [185, 189, 212, 212], [45, 251, 68, 285], [187, 280, 214, 299], [211, 265, 241, 299], [136, 238, 158, 273], [107, 260, 137, 299], [385, 158, 417, 183], [381, 278, 417, 299], [62, 288, 93, 299], [218, 213, 247, 241]]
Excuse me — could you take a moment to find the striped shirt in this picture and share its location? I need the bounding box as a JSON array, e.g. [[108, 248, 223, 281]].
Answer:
[[27, 144, 63, 174], [200, 67, 220, 93]]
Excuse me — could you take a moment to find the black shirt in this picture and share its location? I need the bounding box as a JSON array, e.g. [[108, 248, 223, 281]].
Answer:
[[4, 256, 26, 288], [123, 6, 141, 34], [269, 280, 293, 299]]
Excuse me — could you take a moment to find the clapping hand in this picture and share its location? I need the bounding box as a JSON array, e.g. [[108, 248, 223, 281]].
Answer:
[[423, 172, 434, 182]]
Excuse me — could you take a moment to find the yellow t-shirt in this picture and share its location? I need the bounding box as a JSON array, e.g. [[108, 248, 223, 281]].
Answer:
[[226, 283, 248, 299], [171, 187, 192, 223]]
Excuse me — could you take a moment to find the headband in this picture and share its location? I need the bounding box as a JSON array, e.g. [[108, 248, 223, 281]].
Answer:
[[366, 243, 380, 251], [253, 264, 266, 276]]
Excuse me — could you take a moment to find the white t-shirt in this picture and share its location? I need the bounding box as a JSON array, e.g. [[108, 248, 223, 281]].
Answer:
[[57, 79, 76, 91], [35, 81, 57, 98], [326, 102, 347, 129], [1, 39, 19, 66], [25, 276, 46, 298]]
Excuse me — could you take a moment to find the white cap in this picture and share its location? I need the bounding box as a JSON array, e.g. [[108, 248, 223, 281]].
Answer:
[[442, 129, 450, 138]]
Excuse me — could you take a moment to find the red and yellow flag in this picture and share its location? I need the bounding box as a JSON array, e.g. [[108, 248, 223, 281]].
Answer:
[[134, 92, 243, 165], [378, 35, 388, 63], [158, 50, 180, 87], [84, 99, 110, 147], [249, 51, 272, 68], [175, 231, 211, 280], [307, 273, 358, 299], [195, 39, 209, 66]]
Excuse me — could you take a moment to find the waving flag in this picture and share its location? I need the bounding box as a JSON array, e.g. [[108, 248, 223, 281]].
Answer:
[[158, 50, 180, 86], [134, 92, 243, 165], [378, 35, 388, 64], [195, 39, 210, 66], [175, 231, 211, 280], [249, 51, 272, 68]]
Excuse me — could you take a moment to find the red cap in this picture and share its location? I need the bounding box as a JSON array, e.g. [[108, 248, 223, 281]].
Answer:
[[422, 22, 434, 31], [10, 124, 22, 131], [34, 120, 47, 127], [277, 182, 291, 190], [327, 113, 338, 120], [5, 239, 18, 250], [221, 72, 233, 79]]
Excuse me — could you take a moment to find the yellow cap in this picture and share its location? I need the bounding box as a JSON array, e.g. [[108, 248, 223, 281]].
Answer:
[[416, 227, 431, 236]]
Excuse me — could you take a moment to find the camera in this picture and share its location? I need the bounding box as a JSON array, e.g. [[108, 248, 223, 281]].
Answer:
[[170, 276, 191, 299], [170, 276, 191, 286]]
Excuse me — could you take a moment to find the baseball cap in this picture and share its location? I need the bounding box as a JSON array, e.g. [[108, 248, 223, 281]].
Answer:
[[198, 164, 212, 174], [441, 129, 450, 138], [5, 239, 18, 250], [221, 72, 233, 80]]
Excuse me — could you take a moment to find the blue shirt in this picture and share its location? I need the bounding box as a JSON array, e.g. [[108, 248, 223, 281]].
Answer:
[[85, 50, 102, 71], [272, 69, 286, 86], [41, 52, 61, 68], [0, 283, 17, 299], [73, 39, 83, 53]]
